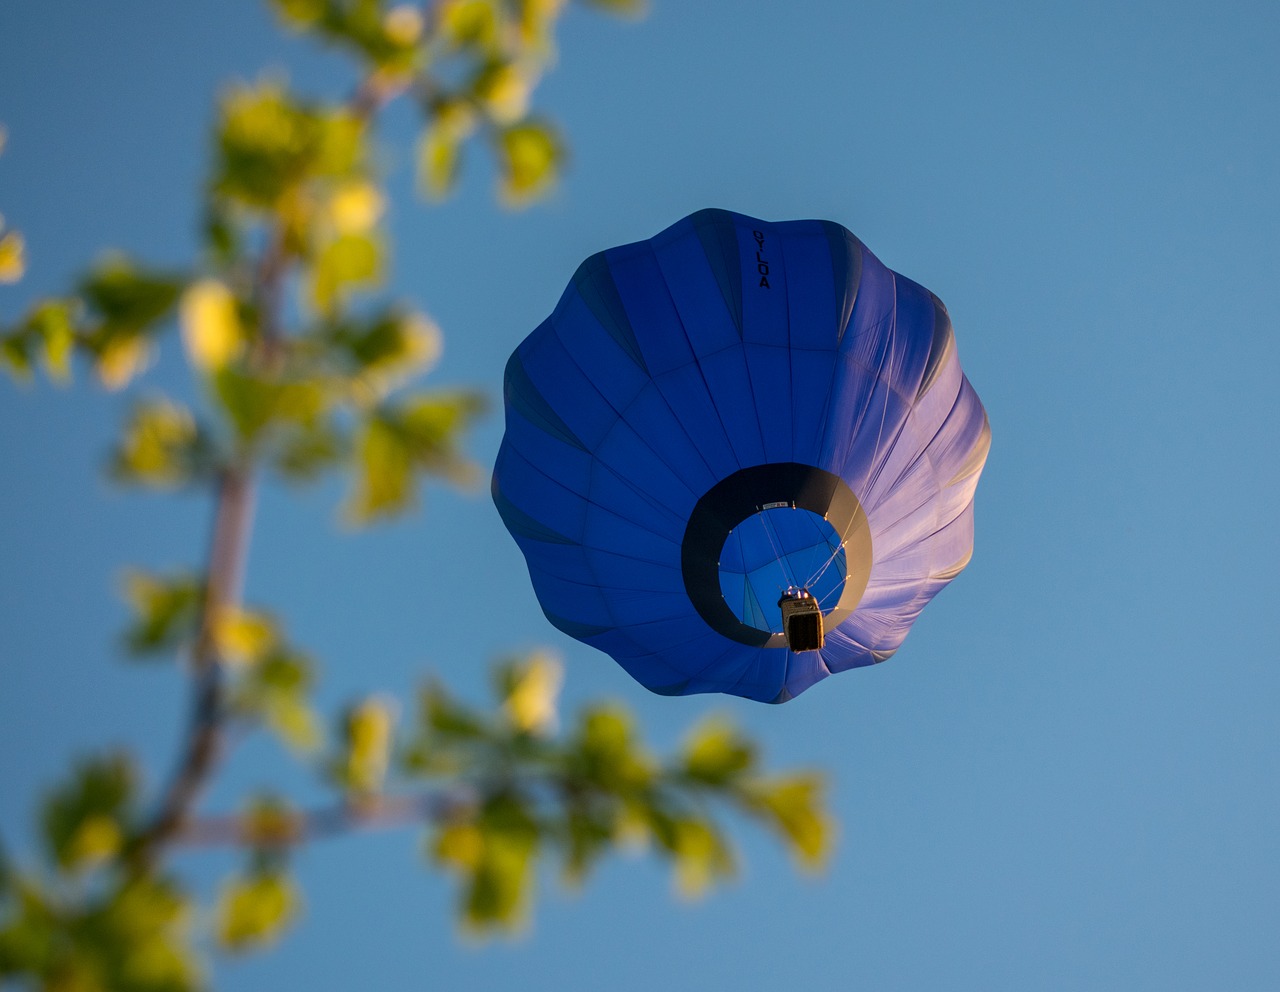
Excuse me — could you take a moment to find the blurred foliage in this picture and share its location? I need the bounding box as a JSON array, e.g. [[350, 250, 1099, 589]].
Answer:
[[408, 656, 832, 931], [0, 125, 24, 285], [216, 868, 300, 952], [0, 0, 838, 987]]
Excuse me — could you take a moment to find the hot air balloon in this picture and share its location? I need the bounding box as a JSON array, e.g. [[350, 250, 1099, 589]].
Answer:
[[493, 209, 989, 703]]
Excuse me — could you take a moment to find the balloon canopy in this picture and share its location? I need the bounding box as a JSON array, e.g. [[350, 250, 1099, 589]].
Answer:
[[493, 209, 989, 703]]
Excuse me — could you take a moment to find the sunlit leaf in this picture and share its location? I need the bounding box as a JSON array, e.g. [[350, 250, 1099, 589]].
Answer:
[[383, 4, 425, 46], [327, 180, 385, 235], [496, 120, 562, 205], [665, 816, 734, 899], [214, 81, 321, 208], [474, 62, 532, 125], [310, 231, 382, 315], [681, 716, 756, 785], [212, 367, 326, 443], [346, 413, 412, 521], [272, 420, 347, 481], [231, 647, 323, 754], [269, 0, 325, 29], [30, 301, 76, 381], [332, 696, 397, 794], [499, 653, 563, 735], [96, 334, 153, 390], [569, 704, 655, 792], [344, 390, 485, 522], [120, 569, 203, 656], [440, 0, 500, 48], [430, 793, 541, 932], [110, 398, 213, 489], [0, 230, 24, 283], [419, 680, 488, 741], [213, 607, 278, 667], [418, 102, 475, 198], [40, 754, 135, 873], [740, 774, 831, 870], [80, 256, 184, 333], [216, 869, 300, 952], [179, 278, 244, 371]]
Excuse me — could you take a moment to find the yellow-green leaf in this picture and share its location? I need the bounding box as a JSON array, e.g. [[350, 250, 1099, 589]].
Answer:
[[95, 333, 152, 390], [474, 62, 532, 125], [111, 398, 207, 488], [682, 716, 756, 784], [501, 653, 563, 735], [120, 569, 203, 655], [0, 230, 25, 283], [742, 773, 832, 870], [383, 4, 424, 46], [180, 278, 244, 371], [335, 697, 397, 794], [216, 871, 300, 952], [40, 753, 135, 873], [310, 232, 382, 315], [327, 180, 385, 235], [497, 120, 562, 205], [346, 414, 412, 522], [213, 608, 278, 667]]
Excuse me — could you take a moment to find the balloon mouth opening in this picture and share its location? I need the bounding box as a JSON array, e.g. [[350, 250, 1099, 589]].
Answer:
[[717, 506, 847, 636], [681, 463, 873, 649]]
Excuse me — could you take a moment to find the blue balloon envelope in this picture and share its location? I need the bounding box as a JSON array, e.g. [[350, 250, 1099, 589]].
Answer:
[[493, 209, 989, 703]]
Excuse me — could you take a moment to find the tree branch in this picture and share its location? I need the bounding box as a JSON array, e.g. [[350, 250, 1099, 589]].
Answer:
[[134, 464, 256, 866], [176, 789, 475, 849]]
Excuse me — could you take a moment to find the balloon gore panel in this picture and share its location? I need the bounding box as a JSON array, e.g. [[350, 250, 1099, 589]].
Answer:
[[493, 209, 989, 703]]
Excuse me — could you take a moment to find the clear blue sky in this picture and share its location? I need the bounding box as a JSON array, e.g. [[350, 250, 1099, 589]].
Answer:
[[3, 1, 1279, 988]]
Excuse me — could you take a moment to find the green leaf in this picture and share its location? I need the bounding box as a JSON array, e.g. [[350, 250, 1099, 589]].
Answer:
[[212, 367, 327, 444], [345, 390, 484, 522], [40, 754, 135, 873], [418, 104, 474, 199], [272, 420, 347, 481], [79, 256, 184, 334], [740, 773, 831, 870], [0, 230, 25, 283], [431, 793, 541, 933], [421, 681, 487, 739], [120, 569, 203, 656], [269, 0, 326, 29], [0, 327, 34, 379], [310, 231, 382, 315], [681, 716, 757, 785], [31, 300, 76, 381], [110, 398, 215, 489], [69, 256, 184, 390], [567, 704, 655, 793], [213, 81, 324, 208], [324, 309, 441, 388], [496, 653, 562, 735], [558, 805, 613, 887], [231, 647, 323, 754], [329, 696, 397, 795], [346, 412, 412, 521], [439, 0, 500, 48], [661, 814, 734, 899], [496, 119, 562, 205], [473, 61, 532, 125], [216, 869, 300, 952]]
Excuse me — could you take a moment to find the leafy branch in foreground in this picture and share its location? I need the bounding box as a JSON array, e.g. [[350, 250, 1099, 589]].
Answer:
[[0, 1, 832, 989]]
